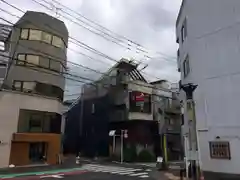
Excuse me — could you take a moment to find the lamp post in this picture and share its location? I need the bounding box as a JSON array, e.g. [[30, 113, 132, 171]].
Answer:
[[181, 83, 199, 180]]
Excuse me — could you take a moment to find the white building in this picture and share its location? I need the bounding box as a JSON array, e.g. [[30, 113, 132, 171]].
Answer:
[[176, 0, 240, 179]]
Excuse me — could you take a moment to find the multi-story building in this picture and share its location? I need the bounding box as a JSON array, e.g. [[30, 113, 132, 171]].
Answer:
[[0, 11, 68, 167], [64, 59, 182, 161], [0, 24, 11, 86], [176, 0, 240, 179], [151, 80, 182, 161]]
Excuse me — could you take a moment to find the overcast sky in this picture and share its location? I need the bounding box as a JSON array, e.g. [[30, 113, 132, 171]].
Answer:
[[0, 0, 182, 100]]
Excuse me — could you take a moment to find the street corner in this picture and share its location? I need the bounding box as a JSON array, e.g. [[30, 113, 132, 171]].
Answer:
[[163, 172, 188, 180], [164, 172, 179, 180]]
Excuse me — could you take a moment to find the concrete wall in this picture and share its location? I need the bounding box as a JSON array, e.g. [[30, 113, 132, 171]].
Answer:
[[177, 0, 240, 174], [0, 90, 63, 168]]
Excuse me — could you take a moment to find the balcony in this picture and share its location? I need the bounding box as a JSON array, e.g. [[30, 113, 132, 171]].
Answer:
[[166, 124, 182, 134]]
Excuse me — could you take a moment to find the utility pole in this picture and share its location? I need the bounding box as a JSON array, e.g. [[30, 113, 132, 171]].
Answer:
[[158, 97, 168, 170], [181, 83, 199, 180]]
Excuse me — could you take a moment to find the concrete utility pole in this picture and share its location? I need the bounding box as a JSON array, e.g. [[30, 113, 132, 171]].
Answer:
[[181, 83, 199, 180], [158, 97, 168, 170]]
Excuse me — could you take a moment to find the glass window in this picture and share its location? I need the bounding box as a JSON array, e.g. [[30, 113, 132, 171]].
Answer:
[[29, 29, 42, 41], [42, 32, 52, 44], [17, 54, 26, 65], [39, 57, 50, 68], [52, 36, 64, 48], [13, 81, 22, 90], [183, 55, 190, 77], [23, 82, 36, 90], [50, 59, 61, 72], [0, 41, 5, 51], [20, 29, 29, 39], [29, 114, 42, 132], [26, 55, 39, 66]]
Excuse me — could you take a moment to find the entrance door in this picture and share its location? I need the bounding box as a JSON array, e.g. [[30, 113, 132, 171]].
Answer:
[[29, 142, 47, 163]]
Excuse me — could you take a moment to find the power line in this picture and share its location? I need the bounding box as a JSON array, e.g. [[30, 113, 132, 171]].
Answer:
[[0, 14, 166, 84], [0, 53, 176, 95], [47, 0, 177, 60], [0, 8, 177, 93], [0, 3, 174, 81], [34, 0, 177, 64]]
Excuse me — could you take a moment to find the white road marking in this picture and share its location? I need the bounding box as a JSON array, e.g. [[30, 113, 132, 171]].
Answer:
[[81, 164, 150, 178], [139, 175, 149, 178], [130, 172, 148, 176]]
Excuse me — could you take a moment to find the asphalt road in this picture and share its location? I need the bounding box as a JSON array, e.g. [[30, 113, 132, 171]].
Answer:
[[0, 163, 158, 180], [38, 171, 156, 180]]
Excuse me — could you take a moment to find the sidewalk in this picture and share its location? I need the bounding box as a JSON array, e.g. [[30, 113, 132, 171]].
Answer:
[[150, 169, 187, 180], [0, 155, 79, 175]]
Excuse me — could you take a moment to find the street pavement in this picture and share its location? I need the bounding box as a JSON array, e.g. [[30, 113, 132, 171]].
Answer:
[[0, 163, 159, 180]]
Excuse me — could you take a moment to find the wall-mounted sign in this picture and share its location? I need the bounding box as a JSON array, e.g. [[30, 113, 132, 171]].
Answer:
[[129, 91, 151, 113]]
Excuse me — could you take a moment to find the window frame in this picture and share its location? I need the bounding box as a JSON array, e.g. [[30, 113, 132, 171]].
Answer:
[[41, 31, 52, 44], [26, 54, 40, 66], [20, 28, 66, 49], [29, 29, 42, 41], [20, 28, 29, 40], [52, 35, 64, 49], [13, 80, 23, 91], [183, 55, 190, 78], [29, 114, 43, 133], [16, 53, 65, 73], [181, 18, 187, 43]]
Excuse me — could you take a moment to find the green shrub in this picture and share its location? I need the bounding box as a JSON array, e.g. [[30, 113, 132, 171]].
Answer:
[[137, 149, 155, 162], [123, 146, 137, 162]]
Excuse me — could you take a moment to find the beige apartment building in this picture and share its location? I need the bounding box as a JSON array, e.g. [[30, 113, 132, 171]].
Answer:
[[0, 11, 68, 168]]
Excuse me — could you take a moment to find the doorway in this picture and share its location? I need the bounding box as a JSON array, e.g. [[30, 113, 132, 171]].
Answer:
[[29, 142, 47, 163]]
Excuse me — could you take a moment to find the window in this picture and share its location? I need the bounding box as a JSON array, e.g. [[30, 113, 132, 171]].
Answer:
[[183, 55, 190, 77], [209, 141, 231, 159], [13, 80, 23, 91], [13, 80, 36, 92], [181, 18, 187, 43], [0, 41, 5, 51], [20, 29, 29, 39], [49, 59, 61, 72], [52, 36, 64, 48], [23, 82, 36, 91], [29, 29, 42, 41], [17, 54, 26, 65], [20, 28, 65, 49], [29, 114, 42, 132], [26, 55, 39, 66], [42, 32, 52, 44]]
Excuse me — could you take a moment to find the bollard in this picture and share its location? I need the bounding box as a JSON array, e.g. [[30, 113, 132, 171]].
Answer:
[[76, 156, 80, 165]]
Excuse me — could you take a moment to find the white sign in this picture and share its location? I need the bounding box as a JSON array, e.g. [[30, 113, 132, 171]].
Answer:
[[124, 130, 128, 138], [157, 156, 163, 163], [109, 130, 116, 136]]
